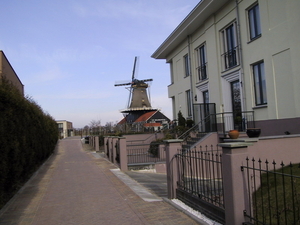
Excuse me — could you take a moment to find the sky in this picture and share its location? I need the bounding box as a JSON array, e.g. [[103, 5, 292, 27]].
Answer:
[[0, 0, 200, 128]]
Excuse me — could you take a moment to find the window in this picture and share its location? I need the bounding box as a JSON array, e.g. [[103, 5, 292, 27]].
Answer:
[[196, 44, 207, 81], [253, 61, 267, 105], [170, 61, 174, 84], [184, 54, 190, 77], [203, 90, 209, 104], [248, 3, 261, 40], [186, 90, 192, 117], [221, 23, 239, 70]]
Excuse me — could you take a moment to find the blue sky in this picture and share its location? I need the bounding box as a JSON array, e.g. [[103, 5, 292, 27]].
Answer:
[[0, 0, 199, 128]]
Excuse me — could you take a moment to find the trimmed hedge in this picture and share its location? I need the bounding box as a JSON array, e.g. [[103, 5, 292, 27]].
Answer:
[[0, 79, 58, 209]]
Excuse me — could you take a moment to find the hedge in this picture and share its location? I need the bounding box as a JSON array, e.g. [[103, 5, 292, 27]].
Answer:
[[0, 79, 58, 209]]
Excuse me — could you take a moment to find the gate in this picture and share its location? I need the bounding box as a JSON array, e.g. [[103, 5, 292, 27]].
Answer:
[[193, 103, 217, 132], [175, 147, 225, 224]]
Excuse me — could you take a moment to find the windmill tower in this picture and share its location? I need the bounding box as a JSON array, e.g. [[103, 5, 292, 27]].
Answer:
[[115, 57, 156, 125]]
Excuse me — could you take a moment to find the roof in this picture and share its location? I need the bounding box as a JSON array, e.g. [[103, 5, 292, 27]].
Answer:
[[151, 0, 229, 59], [0, 50, 24, 86], [134, 111, 157, 123], [117, 109, 170, 125], [117, 117, 127, 125], [144, 123, 161, 127]]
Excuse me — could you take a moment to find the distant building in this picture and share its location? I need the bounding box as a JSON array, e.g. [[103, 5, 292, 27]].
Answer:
[[118, 110, 170, 132], [152, 0, 300, 136], [56, 120, 73, 138], [0, 50, 24, 96]]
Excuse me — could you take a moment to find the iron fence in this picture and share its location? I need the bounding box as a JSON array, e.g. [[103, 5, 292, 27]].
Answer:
[[176, 146, 225, 223], [215, 111, 255, 134], [127, 146, 166, 165], [242, 158, 300, 225]]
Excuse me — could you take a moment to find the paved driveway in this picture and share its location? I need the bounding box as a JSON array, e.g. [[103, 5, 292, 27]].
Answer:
[[0, 137, 200, 225]]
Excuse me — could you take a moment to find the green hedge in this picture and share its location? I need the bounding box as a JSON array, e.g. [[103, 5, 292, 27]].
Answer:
[[0, 79, 58, 209]]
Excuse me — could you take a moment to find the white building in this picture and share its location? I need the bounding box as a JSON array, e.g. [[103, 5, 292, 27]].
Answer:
[[152, 0, 300, 136], [56, 120, 73, 139]]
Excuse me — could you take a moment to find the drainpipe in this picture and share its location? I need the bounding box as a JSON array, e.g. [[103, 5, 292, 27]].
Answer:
[[187, 35, 195, 121], [235, 0, 247, 112]]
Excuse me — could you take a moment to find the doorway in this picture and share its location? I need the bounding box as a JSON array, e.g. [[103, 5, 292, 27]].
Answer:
[[231, 80, 242, 130]]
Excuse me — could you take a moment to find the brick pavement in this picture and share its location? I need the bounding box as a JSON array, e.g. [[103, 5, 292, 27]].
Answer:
[[0, 137, 201, 225]]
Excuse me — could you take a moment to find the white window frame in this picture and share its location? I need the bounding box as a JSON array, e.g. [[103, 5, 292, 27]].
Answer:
[[196, 43, 208, 82], [252, 61, 267, 106], [221, 22, 239, 71], [248, 3, 261, 41], [184, 54, 190, 77], [186, 90, 192, 117]]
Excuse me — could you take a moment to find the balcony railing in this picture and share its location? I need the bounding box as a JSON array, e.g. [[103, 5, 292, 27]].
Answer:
[[221, 46, 239, 70], [197, 63, 208, 81]]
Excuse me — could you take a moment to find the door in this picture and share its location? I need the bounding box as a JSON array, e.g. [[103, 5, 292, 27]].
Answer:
[[231, 80, 242, 130]]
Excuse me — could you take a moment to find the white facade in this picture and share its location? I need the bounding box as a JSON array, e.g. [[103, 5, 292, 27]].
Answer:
[[57, 120, 73, 139], [152, 0, 300, 136]]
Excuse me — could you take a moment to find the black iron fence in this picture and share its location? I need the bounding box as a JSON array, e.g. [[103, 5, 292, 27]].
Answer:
[[127, 145, 166, 165], [215, 111, 255, 134], [178, 110, 255, 145], [175, 146, 225, 224], [242, 158, 300, 225]]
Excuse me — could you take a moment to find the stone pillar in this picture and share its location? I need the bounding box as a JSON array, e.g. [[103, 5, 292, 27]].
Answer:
[[118, 137, 128, 171], [95, 136, 99, 152], [107, 137, 113, 162], [164, 139, 183, 199], [104, 137, 108, 156], [218, 142, 253, 225], [112, 137, 118, 164]]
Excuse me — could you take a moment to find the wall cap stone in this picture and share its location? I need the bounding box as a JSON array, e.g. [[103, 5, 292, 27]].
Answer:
[[163, 139, 183, 143], [218, 142, 253, 148]]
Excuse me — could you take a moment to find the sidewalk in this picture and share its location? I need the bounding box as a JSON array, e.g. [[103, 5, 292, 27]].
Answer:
[[0, 137, 201, 225]]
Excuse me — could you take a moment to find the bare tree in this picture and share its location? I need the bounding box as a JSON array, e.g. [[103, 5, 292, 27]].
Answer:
[[89, 120, 101, 135]]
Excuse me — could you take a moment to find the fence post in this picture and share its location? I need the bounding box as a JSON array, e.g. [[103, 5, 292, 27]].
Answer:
[[95, 136, 99, 152], [112, 137, 118, 164], [108, 137, 113, 162], [104, 136, 109, 156], [118, 137, 128, 171], [164, 139, 183, 199], [218, 142, 253, 225]]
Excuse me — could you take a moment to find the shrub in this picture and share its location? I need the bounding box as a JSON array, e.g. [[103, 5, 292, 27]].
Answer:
[[0, 79, 58, 209]]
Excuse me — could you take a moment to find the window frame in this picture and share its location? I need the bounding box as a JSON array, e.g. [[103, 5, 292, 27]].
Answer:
[[203, 90, 209, 104], [186, 90, 192, 117], [252, 61, 267, 106], [184, 54, 190, 77], [248, 3, 261, 41], [169, 61, 174, 84], [196, 44, 208, 82], [221, 22, 239, 70]]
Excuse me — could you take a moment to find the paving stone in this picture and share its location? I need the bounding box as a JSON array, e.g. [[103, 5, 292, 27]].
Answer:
[[0, 137, 202, 225]]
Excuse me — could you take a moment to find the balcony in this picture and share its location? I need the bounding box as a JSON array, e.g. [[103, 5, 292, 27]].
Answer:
[[197, 63, 208, 82], [221, 46, 239, 70]]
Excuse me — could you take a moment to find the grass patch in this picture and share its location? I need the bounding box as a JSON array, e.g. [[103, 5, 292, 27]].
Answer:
[[253, 163, 300, 224]]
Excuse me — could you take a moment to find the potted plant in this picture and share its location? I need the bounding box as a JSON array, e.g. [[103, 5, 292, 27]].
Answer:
[[228, 129, 239, 139], [246, 128, 261, 138]]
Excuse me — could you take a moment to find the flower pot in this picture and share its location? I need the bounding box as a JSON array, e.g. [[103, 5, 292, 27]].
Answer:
[[246, 128, 261, 138], [228, 130, 239, 139]]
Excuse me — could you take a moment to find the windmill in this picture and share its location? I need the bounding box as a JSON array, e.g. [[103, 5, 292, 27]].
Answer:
[[115, 57, 170, 132], [115, 56, 154, 111]]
